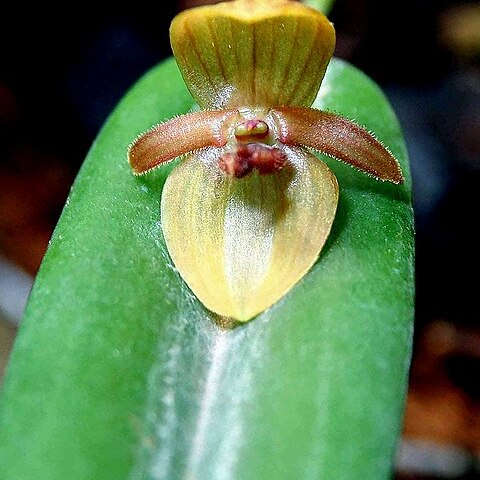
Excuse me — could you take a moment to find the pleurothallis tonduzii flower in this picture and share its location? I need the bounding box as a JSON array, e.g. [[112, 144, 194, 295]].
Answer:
[[128, 0, 403, 322]]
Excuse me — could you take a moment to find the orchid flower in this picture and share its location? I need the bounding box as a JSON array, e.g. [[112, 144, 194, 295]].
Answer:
[[128, 0, 403, 322]]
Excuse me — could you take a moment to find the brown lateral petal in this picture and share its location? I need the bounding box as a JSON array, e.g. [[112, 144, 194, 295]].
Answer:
[[128, 109, 237, 175], [170, 0, 335, 109], [273, 106, 404, 184]]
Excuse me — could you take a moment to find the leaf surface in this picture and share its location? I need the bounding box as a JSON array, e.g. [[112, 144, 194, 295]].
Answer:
[[0, 57, 414, 480]]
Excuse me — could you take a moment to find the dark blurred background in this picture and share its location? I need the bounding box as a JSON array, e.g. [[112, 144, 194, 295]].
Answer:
[[1, 1, 479, 478]]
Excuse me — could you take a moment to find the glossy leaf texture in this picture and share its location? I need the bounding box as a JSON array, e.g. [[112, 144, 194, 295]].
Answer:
[[0, 57, 414, 480], [302, 0, 336, 14]]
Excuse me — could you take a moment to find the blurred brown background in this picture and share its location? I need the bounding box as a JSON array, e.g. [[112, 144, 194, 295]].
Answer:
[[1, 1, 479, 478]]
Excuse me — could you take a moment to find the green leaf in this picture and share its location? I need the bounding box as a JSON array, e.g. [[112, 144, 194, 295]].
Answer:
[[302, 0, 336, 15], [0, 57, 414, 480]]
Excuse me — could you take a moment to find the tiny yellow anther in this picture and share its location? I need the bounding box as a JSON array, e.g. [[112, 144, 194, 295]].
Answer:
[[234, 120, 269, 140]]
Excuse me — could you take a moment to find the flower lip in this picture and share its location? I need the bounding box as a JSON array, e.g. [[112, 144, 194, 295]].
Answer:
[[218, 144, 288, 178]]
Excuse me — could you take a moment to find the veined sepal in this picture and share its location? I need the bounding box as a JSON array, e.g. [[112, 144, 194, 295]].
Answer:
[[160, 146, 339, 321], [170, 0, 335, 109]]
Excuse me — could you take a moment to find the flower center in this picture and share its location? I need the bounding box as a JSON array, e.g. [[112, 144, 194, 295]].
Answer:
[[219, 115, 287, 179], [218, 143, 287, 178], [234, 120, 269, 142]]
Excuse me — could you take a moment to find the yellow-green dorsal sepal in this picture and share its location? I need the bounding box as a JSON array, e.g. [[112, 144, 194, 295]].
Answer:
[[170, 0, 336, 109]]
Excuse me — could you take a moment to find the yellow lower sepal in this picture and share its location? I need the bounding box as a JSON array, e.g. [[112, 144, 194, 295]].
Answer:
[[161, 146, 338, 322]]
